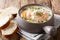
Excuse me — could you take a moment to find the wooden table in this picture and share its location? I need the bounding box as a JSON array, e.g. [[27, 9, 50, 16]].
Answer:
[[0, 0, 60, 40]]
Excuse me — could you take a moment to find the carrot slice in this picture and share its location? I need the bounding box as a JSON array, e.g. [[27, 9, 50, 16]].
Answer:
[[21, 10, 26, 18]]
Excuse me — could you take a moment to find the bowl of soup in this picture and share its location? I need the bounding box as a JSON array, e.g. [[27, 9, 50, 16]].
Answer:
[[16, 4, 54, 33]]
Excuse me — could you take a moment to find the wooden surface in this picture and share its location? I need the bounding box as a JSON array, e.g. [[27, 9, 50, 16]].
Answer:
[[0, 0, 60, 40], [0, 0, 51, 9]]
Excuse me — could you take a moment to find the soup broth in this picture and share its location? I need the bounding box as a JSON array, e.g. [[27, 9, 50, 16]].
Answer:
[[20, 6, 52, 23]]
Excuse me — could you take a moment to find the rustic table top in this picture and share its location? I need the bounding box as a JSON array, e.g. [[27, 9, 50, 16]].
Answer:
[[0, 0, 60, 40]]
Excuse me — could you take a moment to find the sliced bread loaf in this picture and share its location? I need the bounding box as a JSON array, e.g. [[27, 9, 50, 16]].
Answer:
[[1, 20, 18, 36], [0, 13, 12, 29], [4, 7, 18, 18]]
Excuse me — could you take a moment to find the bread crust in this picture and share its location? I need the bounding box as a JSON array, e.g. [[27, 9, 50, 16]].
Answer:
[[2, 26, 18, 37], [12, 13, 17, 18], [0, 18, 11, 29]]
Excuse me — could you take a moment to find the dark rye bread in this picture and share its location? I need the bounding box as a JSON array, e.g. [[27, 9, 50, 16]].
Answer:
[[1, 20, 18, 37]]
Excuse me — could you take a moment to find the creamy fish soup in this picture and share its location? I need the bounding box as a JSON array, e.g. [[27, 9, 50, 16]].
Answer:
[[21, 6, 52, 23]]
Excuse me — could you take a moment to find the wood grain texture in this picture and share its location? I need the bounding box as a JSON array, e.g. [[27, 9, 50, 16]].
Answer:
[[4, 0, 21, 8], [0, 0, 5, 9], [20, 0, 28, 7], [20, 0, 35, 8], [51, 0, 60, 15], [35, 0, 51, 7]]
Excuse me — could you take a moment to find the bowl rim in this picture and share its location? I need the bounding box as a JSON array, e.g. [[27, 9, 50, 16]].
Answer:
[[18, 4, 54, 24]]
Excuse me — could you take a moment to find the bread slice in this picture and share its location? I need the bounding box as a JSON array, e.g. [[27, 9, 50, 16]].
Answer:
[[4, 7, 18, 18], [1, 20, 18, 36], [0, 7, 18, 19], [0, 13, 12, 29]]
